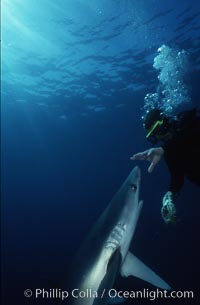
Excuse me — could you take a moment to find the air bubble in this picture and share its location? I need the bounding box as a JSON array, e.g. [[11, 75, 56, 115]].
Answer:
[[142, 45, 191, 121]]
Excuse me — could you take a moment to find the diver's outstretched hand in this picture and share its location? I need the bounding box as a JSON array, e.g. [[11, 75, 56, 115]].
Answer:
[[130, 147, 164, 173]]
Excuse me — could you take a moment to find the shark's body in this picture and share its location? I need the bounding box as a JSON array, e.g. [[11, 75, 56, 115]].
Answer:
[[68, 166, 171, 304]]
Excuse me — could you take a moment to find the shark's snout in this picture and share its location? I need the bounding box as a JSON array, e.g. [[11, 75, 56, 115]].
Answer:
[[131, 166, 141, 183]]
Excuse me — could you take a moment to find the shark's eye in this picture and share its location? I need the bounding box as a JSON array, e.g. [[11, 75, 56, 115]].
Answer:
[[131, 183, 137, 191]]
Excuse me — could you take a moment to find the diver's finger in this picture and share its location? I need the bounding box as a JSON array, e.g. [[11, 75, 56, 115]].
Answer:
[[147, 149, 153, 157], [148, 159, 157, 172], [148, 154, 161, 173], [130, 151, 148, 160], [148, 162, 156, 173]]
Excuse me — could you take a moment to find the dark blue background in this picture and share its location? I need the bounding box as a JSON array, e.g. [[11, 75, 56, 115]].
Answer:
[[2, 91, 200, 305], [1, 0, 200, 304]]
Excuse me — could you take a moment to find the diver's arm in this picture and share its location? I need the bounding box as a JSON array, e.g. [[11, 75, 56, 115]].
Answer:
[[162, 145, 184, 195], [167, 165, 184, 194]]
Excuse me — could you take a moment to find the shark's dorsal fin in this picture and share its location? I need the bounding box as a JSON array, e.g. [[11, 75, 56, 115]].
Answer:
[[120, 252, 171, 290]]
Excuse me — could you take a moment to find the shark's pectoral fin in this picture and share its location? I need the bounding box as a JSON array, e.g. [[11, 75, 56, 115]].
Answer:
[[120, 252, 171, 290]]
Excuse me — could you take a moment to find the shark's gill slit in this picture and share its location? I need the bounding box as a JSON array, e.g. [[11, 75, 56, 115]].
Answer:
[[105, 222, 126, 249]]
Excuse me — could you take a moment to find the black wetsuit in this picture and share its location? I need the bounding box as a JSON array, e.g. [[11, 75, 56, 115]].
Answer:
[[161, 109, 200, 194]]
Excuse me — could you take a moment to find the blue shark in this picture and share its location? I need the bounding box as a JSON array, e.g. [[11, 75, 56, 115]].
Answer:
[[68, 166, 171, 304]]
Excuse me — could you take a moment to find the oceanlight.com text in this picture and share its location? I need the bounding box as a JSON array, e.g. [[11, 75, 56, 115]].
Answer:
[[24, 288, 194, 301]]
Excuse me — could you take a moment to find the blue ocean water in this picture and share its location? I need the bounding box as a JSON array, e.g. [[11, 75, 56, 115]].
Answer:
[[1, 0, 200, 304]]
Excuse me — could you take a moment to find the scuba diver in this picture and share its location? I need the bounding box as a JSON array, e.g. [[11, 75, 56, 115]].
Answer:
[[131, 108, 200, 224]]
